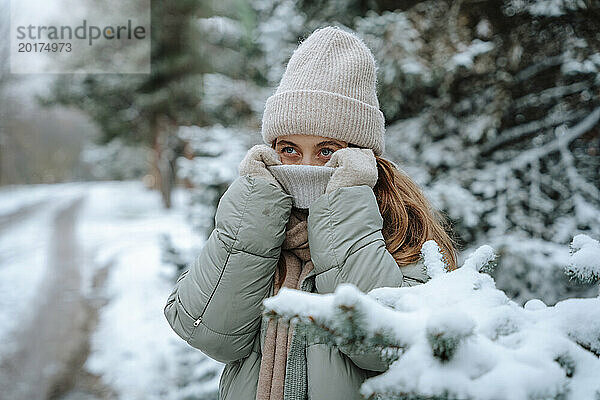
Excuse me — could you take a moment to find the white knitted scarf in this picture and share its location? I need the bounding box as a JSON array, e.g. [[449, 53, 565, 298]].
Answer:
[[268, 164, 335, 209]]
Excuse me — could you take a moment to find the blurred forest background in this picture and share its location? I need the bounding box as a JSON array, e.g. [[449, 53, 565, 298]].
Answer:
[[0, 0, 599, 399]]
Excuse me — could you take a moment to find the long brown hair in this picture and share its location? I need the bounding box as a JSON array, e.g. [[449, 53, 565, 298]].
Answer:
[[271, 139, 460, 271], [372, 154, 459, 271]]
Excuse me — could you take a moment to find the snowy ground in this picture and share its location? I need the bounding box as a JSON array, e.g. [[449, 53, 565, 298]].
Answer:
[[0, 180, 223, 400]]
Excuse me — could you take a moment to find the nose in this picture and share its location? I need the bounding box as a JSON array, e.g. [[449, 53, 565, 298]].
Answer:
[[300, 155, 320, 166]]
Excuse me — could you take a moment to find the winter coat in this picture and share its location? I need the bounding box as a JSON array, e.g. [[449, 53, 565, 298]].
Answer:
[[164, 175, 430, 400]]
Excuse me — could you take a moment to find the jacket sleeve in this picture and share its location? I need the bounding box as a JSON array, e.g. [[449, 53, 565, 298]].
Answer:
[[164, 175, 293, 364], [307, 185, 430, 371]]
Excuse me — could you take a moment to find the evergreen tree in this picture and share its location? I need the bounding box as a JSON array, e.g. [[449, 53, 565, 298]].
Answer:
[[40, 0, 214, 208], [249, 0, 600, 304], [176, 124, 249, 236]]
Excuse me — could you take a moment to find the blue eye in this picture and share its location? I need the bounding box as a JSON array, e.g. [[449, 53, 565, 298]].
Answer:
[[282, 146, 296, 154], [321, 148, 334, 156]]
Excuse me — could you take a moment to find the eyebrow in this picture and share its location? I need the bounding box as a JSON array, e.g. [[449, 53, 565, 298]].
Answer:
[[276, 139, 345, 148]]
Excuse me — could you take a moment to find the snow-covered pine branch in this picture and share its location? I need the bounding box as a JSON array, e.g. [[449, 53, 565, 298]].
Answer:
[[262, 241, 600, 400], [461, 244, 497, 273], [420, 240, 448, 278], [565, 234, 600, 284], [263, 284, 412, 365]]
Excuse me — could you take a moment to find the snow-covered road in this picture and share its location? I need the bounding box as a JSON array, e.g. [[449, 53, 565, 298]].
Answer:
[[0, 181, 223, 400], [1, 194, 83, 398]]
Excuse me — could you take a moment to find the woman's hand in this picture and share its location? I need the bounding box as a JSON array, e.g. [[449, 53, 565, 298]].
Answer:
[[238, 144, 284, 189], [324, 147, 378, 194]]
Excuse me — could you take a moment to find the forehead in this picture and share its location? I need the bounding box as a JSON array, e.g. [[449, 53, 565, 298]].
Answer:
[[276, 134, 346, 146]]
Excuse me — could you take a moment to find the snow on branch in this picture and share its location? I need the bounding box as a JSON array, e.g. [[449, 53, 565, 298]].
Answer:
[[565, 234, 600, 283], [263, 240, 600, 399], [420, 240, 447, 278], [480, 107, 586, 156], [425, 310, 475, 363], [263, 284, 414, 364], [462, 244, 497, 273], [506, 106, 600, 171], [504, 0, 590, 17]]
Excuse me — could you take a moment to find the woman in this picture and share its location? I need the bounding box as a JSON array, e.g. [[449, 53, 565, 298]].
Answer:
[[164, 26, 458, 400]]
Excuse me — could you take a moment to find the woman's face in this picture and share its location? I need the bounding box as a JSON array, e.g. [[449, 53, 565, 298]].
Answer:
[[273, 134, 348, 166]]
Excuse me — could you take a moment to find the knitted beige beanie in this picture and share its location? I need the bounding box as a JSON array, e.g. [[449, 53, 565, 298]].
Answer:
[[261, 26, 386, 156]]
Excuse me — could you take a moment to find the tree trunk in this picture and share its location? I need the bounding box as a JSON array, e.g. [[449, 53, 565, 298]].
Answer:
[[150, 115, 179, 209]]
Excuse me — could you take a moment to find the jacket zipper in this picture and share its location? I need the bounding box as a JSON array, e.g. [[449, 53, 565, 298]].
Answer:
[[176, 292, 204, 328]]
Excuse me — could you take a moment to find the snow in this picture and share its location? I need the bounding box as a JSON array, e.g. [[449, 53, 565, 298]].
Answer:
[[565, 234, 600, 282], [420, 240, 447, 277], [488, 232, 595, 304], [355, 10, 433, 86], [426, 309, 476, 357], [80, 137, 151, 180], [505, 0, 588, 16], [523, 298, 547, 310], [475, 19, 492, 38], [177, 124, 247, 187], [461, 244, 496, 272], [0, 181, 80, 215], [450, 39, 494, 70], [263, 242, 600, 400], [201, 73, 271, 117], [77, 181, 224, 399], [428, 181, 483, 228], [253, 0, 307, 84], [175, 124, 249, 236], [197, 16, 243, 43]]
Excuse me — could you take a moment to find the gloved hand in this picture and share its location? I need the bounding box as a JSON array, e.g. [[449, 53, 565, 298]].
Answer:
[[238, 144, 284, 189], [324, 147, 378, 194]]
